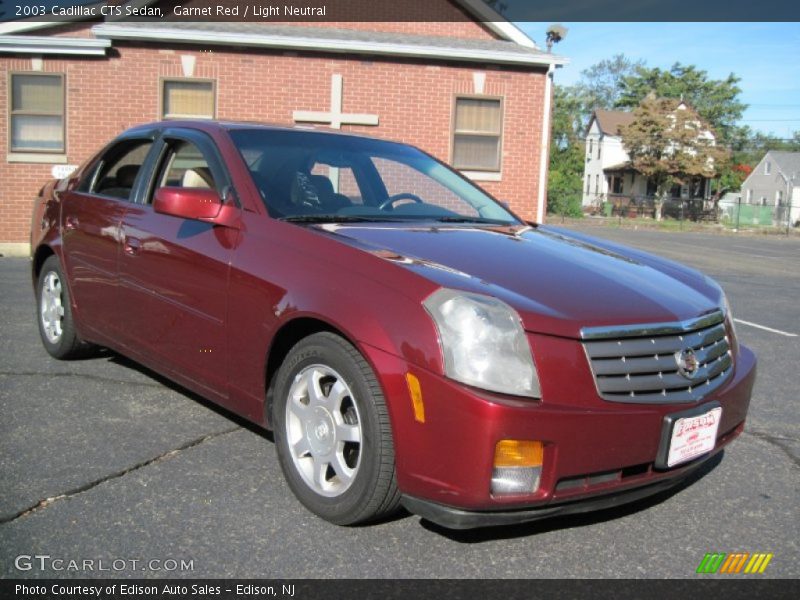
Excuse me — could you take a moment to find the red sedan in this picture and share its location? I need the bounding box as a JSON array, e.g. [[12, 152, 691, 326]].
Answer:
[[30, 121, 756, 528]]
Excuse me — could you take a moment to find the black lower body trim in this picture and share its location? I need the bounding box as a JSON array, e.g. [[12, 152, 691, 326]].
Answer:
[[401, 471, 694, 530]]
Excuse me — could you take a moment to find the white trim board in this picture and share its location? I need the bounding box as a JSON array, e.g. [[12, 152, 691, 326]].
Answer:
[[91, 24, 567, 67], [455, 0, 537, 48], [0, 35, 111, 55]]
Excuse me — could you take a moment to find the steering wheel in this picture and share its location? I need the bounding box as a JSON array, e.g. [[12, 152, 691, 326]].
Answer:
[[378, 193, 424, 211]]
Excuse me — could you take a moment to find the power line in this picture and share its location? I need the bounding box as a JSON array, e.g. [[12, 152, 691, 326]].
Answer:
[[746, 104, 800, 108]]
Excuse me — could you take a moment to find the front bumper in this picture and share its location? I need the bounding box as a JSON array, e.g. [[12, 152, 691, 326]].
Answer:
[[400, 450, 713, 529], [361, 337, 757, 526]]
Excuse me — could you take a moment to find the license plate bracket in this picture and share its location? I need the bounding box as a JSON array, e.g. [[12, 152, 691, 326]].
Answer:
[[655, 402, 722, 470]]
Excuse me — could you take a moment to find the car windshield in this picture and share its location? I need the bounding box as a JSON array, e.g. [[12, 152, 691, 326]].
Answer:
[[229, 128, 520, 225]]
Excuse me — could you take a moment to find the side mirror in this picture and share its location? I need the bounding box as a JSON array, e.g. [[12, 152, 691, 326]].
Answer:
[[154, 187, 223, 221]]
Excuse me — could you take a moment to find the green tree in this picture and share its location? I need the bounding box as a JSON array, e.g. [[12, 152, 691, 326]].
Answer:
[[616, 63, 747, 144], [620, 96, 729, 220], [547, 142, 585, 217], [547, 86, 585, 217], [578, 54, 644, 112], [550, 85, 586, 147]]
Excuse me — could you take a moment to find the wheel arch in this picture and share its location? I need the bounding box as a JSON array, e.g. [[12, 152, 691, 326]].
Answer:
[[264, 316, 357, 428], [31, 244, 56, 286]]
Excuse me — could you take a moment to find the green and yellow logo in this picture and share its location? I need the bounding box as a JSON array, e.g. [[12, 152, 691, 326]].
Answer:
[[696, 552, 773, 574]]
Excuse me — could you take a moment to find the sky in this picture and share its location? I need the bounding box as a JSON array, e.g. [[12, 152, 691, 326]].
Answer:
[[518, 22, 800, 137]]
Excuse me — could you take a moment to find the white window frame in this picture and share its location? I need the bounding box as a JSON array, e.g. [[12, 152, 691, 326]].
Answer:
[[8, 71, 66, 155], [451, 95, 504, 173], [160, 78, 217, 120]]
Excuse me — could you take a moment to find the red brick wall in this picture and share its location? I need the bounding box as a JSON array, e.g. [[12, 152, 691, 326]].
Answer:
[[1, 26, 547, 245]]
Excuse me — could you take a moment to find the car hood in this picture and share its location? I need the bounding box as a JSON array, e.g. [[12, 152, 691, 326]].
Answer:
[[311, 222, 723, 339]]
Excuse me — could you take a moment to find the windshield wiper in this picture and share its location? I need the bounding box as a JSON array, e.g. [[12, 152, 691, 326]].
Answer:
[[433, 216, 515, 224], [280, 214, 398, 223]]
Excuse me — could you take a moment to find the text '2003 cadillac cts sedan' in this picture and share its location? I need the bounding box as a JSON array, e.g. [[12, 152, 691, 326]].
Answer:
[[31, 121, 756, 529]]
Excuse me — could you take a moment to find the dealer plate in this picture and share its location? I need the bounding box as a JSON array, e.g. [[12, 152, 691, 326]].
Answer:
[[666, 406, 722, 467]]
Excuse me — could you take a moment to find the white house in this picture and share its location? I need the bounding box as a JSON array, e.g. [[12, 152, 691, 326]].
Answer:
[[581, 104, 716, 210], [582, 110, 634, 207]]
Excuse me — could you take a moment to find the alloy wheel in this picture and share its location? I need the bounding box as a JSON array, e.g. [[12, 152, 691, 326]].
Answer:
[[285, 364, 362, 497], [40, 271, 65, 344]]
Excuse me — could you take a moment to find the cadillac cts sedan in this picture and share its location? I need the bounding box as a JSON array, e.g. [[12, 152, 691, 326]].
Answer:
[[30, 121, 756, 529]]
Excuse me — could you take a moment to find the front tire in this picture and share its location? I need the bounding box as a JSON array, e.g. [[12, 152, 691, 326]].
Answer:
[[36, 255, 90, 359], [272, 332, 400, 525]]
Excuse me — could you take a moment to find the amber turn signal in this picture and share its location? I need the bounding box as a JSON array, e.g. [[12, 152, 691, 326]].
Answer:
[[406, 372, 425, 423], [494, 440, 543, 468]]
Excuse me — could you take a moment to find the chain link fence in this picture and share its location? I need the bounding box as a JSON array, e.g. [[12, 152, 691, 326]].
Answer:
[[557, 193, 800, 235], [717, 197, 800, 231]]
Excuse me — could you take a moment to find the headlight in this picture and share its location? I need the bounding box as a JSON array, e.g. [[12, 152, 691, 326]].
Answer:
[[423, 288, 541, 398], [721, 292, 740, 355]]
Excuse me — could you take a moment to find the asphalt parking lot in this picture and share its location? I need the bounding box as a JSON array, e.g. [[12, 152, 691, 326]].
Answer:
[[1, 226, 798, 579]]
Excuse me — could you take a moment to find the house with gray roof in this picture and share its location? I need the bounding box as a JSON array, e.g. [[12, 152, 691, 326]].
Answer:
[[739, 151, 800, 227]]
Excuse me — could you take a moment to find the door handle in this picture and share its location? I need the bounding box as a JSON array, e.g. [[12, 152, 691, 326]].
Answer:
[[64, 216, 79, 231], [124, 236, 142, 256]]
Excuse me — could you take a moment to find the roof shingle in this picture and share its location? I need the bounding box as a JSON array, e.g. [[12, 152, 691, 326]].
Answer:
[[91, 22, 566, 67], [767, 151, 800, 180], [593, 110, 635, 136]]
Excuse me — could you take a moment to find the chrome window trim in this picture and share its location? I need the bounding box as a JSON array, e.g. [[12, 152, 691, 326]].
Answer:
[[580, 310, 725, 341]]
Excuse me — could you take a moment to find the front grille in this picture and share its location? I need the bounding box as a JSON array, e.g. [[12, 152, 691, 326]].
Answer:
[[582, 311, 733, 403]]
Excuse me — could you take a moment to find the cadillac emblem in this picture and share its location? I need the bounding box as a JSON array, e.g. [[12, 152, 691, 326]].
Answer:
[[675, 348, 700, 379]]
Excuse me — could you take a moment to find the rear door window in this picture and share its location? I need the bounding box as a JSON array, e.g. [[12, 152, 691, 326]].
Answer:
[[79, 140, 153, 202]]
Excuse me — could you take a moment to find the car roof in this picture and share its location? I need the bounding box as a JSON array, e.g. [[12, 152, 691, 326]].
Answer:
[[125, 119, 386, 143]]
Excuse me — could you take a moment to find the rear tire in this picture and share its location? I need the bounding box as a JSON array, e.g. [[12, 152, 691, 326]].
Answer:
[[36, 255, 91, 359], [272, 332, 400, 525]]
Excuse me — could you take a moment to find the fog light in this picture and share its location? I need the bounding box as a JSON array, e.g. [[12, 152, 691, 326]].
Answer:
[[491, 440, 543, 496], [491, 466, 541, 495]]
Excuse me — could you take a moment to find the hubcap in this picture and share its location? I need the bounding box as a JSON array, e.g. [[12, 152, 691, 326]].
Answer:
[[285, 364, 362, 497], [40, 271, 65, 344]]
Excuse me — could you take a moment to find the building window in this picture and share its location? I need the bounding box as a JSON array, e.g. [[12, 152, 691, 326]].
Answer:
[[776, 190, 783, 205], [161, 79, 215, 119], [9, 72, 65, 152], [586, 174, 590, 194], [595, 174, 600, 194], [746, 189, 753, 204], [588, 139, 593, 159], [765, 161, 771, 175], [597, 141, 601, 160], [452, 96, 502, 172]]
